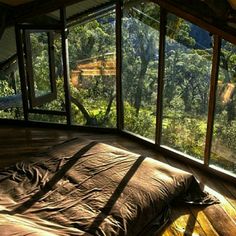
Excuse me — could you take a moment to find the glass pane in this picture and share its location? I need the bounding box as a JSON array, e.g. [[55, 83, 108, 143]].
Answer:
[[30, 32, 52, 97], [68, 11, 116, 128], [29, 113, 66, 124], [0, 61, 24, 119], [31, 34, 66, 113], [211, 39, 236, 174], [122, 1, 160, 141], [28, 31, 67, 124], [161, 14, 212, 160], [0, 28, 23, 119]]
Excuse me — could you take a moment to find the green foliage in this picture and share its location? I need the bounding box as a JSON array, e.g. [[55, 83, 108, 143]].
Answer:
[[0, 65, 23, 119], [124, 102, 156, 140], [68, 13, 117, 127], [214, 112, 236, 152], [68, 17, 115, 67], [162, 117, 206, 159]]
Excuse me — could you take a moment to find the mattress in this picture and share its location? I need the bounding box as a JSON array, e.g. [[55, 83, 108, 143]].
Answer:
[[0, 137, 218, 235]]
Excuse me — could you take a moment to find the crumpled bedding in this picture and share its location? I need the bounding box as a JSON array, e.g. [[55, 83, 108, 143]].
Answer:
[[0, 137, 218, 236]]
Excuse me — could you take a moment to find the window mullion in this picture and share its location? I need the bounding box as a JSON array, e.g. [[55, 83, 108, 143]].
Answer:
[[204, 35, 221, 166], [116, 0, 123, 131], [155, 7, 166, 145]]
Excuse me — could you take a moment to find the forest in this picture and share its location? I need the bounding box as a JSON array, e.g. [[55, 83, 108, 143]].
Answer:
[[0, 1, 235, 174]]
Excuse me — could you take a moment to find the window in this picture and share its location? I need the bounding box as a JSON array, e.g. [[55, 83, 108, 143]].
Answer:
[[211, 39, 236, 174], [23, 28, 67, 124], [122, 1, 160, 141], [68, 11, 116, 128], [25, 30, 57, 108], [161, 14, 212, 160], [0, 28, 23, 120]]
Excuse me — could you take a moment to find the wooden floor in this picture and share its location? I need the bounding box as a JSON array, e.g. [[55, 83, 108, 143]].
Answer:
[[0, 125, 236, 236]]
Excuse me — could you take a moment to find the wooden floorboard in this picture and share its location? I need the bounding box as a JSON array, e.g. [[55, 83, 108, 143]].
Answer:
[[0, 125, 236, 235]]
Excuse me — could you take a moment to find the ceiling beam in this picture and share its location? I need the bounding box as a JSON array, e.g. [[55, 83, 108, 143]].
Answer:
[[0, 8, 6, 39], [0, 2, 14, 11], [0, 3, 15, 39], [14, 0, 86, 21], [67, 1, 116, 27], [155, 0, 236, 44]]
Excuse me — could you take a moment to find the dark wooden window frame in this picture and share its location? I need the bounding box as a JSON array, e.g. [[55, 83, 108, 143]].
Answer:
[[120, 0, 236, 183], [24, 29, 57, 108], [154, 2, 236, 181]]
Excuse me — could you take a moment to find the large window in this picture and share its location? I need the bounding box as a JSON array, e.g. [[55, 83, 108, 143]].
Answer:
[[122, 1, 160, 141], [211, 39, 236, 174], [68, 11, 116, 128], [161, 14, 212, 160]]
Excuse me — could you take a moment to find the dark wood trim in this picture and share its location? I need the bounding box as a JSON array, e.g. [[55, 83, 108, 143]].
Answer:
[[48, 31, 57, 99], [155, 7, 166, 145], [0, 7, 7, 40], [0, 54, 17, 70], [154, 0, 236, 45], [24, 30, 57, 108], [204, 36, 221, 166], [19, 24, 63, 30], [120, 130, 236, 185], [60, 8, 72, 126], [0, 2, 14, 11], [24, 30, 34, 107], [28, 109, 66, 116], [67, 1, 116, 27], [15, 0, 85, 21], [15, 25, 29, 121], [0, 3, 14, 32], [0, 118, 119, 134], [116, 0, 123, 130], [0, 117, 235, 184], [160, 145, 236, 185]]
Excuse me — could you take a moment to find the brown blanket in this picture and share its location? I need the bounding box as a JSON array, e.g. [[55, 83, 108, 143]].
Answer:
[[0, 138, 218, 235]]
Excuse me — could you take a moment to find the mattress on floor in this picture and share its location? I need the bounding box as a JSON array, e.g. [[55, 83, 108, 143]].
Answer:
[[0, 137, 218, 235]]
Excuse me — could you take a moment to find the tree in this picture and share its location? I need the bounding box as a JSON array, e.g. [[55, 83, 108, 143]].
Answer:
[[122, 2, 159, 115], [68, 13, 117, 127]]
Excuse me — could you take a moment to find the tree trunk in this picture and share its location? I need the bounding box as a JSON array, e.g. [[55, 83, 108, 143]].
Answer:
[[101, 94, 115, 125], [71, 96, 97, 126], [134, 59, 148, 115]]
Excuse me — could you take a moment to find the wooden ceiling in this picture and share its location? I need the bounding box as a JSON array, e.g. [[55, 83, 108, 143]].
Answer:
[[0, 0, 33, 6]]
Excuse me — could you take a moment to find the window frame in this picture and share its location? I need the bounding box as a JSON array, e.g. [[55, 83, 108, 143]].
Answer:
[[24, 29, 57, 108]]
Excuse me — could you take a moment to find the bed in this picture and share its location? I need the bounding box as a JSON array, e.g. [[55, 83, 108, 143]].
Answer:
[[0, 137, 218, 235]]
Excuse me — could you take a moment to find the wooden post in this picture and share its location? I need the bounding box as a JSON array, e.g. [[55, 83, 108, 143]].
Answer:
[[204, 35, 221, 166], [60, 8, 72, 126], [155, 7, 166, 145], [116, 0, 124, 131], [15, 25, 29, 122]]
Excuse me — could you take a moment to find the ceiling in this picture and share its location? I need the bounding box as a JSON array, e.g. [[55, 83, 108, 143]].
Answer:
[[228, 0, 236, 10], [0, 0, 33, 6], [1, 0, 236, 65], [0, 0, 114, 64]]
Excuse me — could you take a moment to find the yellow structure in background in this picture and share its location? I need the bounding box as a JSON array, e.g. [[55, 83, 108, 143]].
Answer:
[[70, 54, 116, 88]]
